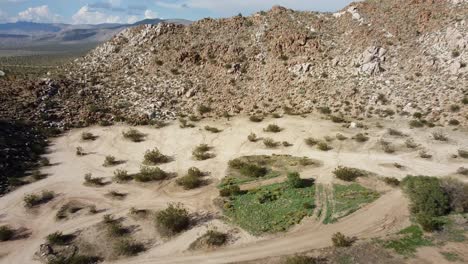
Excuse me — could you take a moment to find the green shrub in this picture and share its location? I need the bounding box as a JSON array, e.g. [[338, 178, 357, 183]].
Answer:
[[192, 144, 214, 160], [401, 176, 449, 231], [46, 232, 74, 245], [239, 163, 268, 178], [333, 166, 365, 181], [264, 124, 282, 133], [0, 226, 14, 241], [143, 148, 170, 165], [135, 166, 167, 182], [113, 169, 132, 183], [24, 190, 55, 208], [187, 167, 203, 177], [155, 203, 190, 235], [287, 172, 303, 188], [331, 232, 354, 247], [122, 129, 145, 142], [176, 174, 202, 190], [263, 138, 280, 148], [219, 184, 241, 197], [383, 177, 400, 187], [114, 239, 145, 256], [106, 221, 127, 237]]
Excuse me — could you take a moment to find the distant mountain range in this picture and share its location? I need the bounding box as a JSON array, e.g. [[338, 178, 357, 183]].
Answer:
[[0, 19, 191, 49]]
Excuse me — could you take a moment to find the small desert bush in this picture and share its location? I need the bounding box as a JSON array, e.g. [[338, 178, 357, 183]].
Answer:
[[155, 203, 190, 236], [336, 133, 347, 141], [448, 119, 460, 126], [383, 177, 400, 187], [203, 230, 228, 246], [143, 148, 170, 165], [333, 166, 365, 181], [113, 169, 132, 183], [353, 133, 369, 142], [318, 106, 331, 114], [272, 113, 282, 118], [450, 104, 460, 112], [192, 144, 214, 160], [388, 128, 404, 137], [81, 132, 96, 141], [330, 115, 345, 123], [176, 174, 202, 190], [282, 141, 293, 147], [198, 104, 212, 114], [135, 166, 167, 182], [84, 173, 105, 186], [304, 137, 318, 146], [105, 221, 127, 238], [204, 126, 222, 133], [264, 124, 282, 133], [317, 141, 332, 151], [440, 178, 468, 213], [380, 140, 395, 154], [239, 163, 268, 178], [179, 117, 195, 128], [432, 131, 448, 141], [122, 129, 145, 142], [457, 149, 468, 159], [263, 138, 280, 148], [332, 232, 354, 247], [457, 167, 468, 175], [76, 146, 85, 156], [247, 132, 258, 142], [46, 232, 74, 245], [287, 172, 303, 188], [0, 226, 14, 241], [283, 255, 318, 264], [405, 138, 419, 149], [114, 239, 145, 256], [39, 157, 50, 166], [409, 119, 424, 128], [219, 185, 241, 197], [249, 115, 263, 122], [419, 150, 432, 159], [103, 155, 118, 167], [24, 190, 55, 208]]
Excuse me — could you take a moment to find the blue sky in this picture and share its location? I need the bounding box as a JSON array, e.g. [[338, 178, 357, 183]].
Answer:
[[0, 0, 356, 24]]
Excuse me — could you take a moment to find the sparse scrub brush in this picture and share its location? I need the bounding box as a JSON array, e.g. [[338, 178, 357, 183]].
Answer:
[[264, 124, 282, 133], [457, 149, 468, 159], [0, 226, 14, 241], [405, 138, 419, 149], [287, 172, 303, 188], [263, 138, 280, 148], [332, 232, 354, 247], [135, 166, 167, 182], [81, 132, 97, 141], [205, 126, 222, 133], [304, 137, 319, 146], [388, 128, 404, 137], [249, 115, 263, 122], [113, 169, 132, 183], [409, 119, 424, 128], [333, 166, 365, 181], [317, 141, 332, 151], [353, 133, 369, 142], [122, 129, 145, 142], [336, 133, 347, 141], [84, 173, 105, 186], [114, 240, 145, 256], [103, 155, 118, 167], [419, 150, 432, 159], [247, 132, 258, 142], [143, 148, 170, 165], [179, 118, 195, 128], [155, 203, 190, 236], [192, 144, 214, 160], [432, 131, 448, 141]]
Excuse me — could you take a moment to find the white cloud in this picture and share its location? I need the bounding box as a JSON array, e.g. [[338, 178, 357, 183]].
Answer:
[[72, 5, 121, 24], [127, 15, 139, 24], [144, 10, 158, 19], [16, 5, 61, 23]]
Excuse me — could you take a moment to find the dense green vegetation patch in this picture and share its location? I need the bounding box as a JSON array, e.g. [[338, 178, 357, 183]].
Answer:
[[384, 225, 432, 255], [220, 155, 317, 187], [223, 181, 315, 235]]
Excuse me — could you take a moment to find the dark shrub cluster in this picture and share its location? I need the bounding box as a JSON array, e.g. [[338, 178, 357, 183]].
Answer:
[[155, 203, 190, 236], [333, 166, 365, 181]]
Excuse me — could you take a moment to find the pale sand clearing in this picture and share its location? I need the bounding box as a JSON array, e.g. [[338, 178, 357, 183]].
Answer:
[[0, 115, 467, 264]]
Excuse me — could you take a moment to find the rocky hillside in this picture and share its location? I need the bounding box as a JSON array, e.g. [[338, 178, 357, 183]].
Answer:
[[2, 0, 468, 127]]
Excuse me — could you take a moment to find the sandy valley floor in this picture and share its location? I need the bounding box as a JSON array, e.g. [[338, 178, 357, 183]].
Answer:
[[0, 115, 467, 264]]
